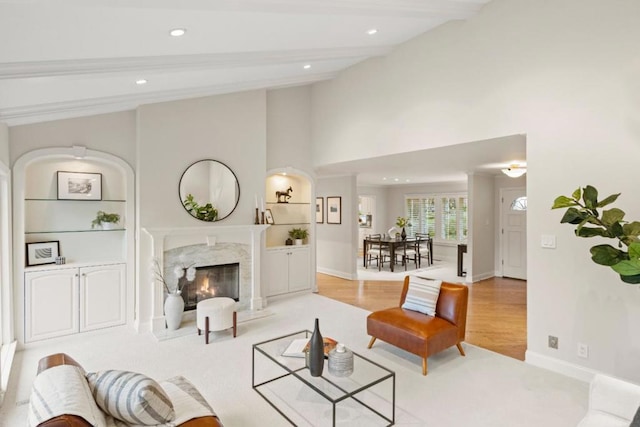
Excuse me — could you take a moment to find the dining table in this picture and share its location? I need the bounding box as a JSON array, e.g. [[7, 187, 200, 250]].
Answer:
[[363, 236, 433, 272]]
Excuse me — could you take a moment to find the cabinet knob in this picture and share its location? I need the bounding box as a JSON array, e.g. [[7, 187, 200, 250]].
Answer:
[[75, 274, 79, 277]]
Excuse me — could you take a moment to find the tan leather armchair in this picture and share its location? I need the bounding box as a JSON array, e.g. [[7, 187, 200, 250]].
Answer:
[[366, 277, 469, 375]]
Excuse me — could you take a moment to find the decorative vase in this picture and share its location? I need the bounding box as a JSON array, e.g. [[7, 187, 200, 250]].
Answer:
[[328, 343, 354, 377], [285, 238, 293, 245], [164, 291, 184, 330], [401, 227, 406, 240], [295, 239, 303, 245], [102, 222, 116, 230], [308, 318, 324, 377]]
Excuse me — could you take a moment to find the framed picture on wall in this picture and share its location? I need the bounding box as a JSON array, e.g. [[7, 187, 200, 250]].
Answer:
[[265, 209, 275, 224], [316, 197, 324, 223], [26, 241, 60, 267], [57, 171, 102, 200], [327, 196, 342, 224]]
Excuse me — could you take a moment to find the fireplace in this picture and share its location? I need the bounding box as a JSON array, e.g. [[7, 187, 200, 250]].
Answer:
[[178, 263, 240, 311]]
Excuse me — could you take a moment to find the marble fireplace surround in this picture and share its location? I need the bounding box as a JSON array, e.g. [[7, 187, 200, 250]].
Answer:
[[143, 225, 269, 335]]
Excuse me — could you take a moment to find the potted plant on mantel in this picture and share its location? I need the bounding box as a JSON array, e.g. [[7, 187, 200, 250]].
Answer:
[[288, 228, 309, 245], [552, 185, 640, 284], [91, 211, 121, 230]]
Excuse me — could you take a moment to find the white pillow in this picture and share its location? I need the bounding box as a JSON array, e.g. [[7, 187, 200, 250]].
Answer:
[[401, 277, 442, 316], [86, 370, 175, 426]]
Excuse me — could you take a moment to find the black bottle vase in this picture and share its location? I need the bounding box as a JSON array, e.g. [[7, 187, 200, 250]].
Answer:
[[308, 318, 324, 377]]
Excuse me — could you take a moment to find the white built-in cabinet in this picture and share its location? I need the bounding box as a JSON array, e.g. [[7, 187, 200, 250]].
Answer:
[[265, 246, 310, 296], [264, 171, 314, 297], [25, 262, 126, 342]]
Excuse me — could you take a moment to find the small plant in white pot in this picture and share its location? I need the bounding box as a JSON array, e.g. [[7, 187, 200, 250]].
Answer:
[[288, 228, 309, 245], [92, 211, 120, 230]]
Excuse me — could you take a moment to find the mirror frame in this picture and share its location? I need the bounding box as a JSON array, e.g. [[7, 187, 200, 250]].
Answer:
[[178, 159, 241, 222]]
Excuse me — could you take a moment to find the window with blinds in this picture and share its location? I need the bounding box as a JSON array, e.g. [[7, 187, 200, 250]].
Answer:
[[406, 194, 467, 242]]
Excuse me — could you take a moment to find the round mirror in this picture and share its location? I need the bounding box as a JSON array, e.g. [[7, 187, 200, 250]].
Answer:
[[179, 159, 240, 222]]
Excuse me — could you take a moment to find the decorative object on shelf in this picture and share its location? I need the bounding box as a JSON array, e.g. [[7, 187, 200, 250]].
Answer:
[[316, 197, 324, 224], [327, 196, 342, 224], [57, 171, 102, 201], [552, 185, 640, 284], [183, 194, 218, 221], [308, 318, 324, 377], [276, 186, 293, 203], [328, 343, 354, 377], [91, 211, 121, 230], [164, 291, 184, 330], [254, 208, 260, 225], [285, 238, 293, 246], [288, 227, 308, 245], [26, 241, 60, 267], [265, 209, 274, 224], [55, 256, 66, 265], [179, 159, 240, 222]]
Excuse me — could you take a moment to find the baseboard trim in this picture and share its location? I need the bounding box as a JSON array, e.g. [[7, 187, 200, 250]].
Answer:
[[316, 267, 356, 280], [471, 271, 495, 283], [525, 350, 598, 383]]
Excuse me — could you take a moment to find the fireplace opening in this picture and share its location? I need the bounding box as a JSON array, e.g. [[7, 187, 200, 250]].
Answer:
[[178, 262, 240, 311]]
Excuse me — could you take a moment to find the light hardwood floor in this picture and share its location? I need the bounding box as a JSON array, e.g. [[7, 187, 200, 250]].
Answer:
[[316, 273, 527, 361]]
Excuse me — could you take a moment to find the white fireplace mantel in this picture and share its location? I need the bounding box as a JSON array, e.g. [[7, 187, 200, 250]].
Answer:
[[143, 224, 269, 334]]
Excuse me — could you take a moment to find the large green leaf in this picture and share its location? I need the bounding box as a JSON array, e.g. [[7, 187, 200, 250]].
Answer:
[[629, 242, 640, 260], [609, 222, 624, 238], [611, 259, 640, 276], [620, 273, 640, 284], [597, 193, 621, 208], [582, 185, 598, 209], [576, 227, 606, 238], [601, 208, 625, 226], [572, 188, 582, 200], [560, 208, 587, 224], [590, 244, 627, 266], [552, 195, 578, 209], [623, 222, 640, 237]]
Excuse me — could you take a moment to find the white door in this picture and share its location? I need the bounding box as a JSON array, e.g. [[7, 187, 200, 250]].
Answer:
[[25, 268, 79, 342], [501, 188, 527, 280], [80, 263, 126, 331]]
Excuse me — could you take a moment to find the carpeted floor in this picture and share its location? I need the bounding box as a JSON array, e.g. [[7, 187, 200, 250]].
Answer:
[[0, 293, 588, 426]]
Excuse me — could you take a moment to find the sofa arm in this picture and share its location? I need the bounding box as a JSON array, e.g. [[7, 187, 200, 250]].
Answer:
[[589, 374, 640, 420]]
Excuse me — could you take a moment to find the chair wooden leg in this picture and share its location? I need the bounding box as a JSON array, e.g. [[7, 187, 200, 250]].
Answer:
[[367, 336, 377, 349], [422, 358, 428, 376], [205, 316, 210, 345], [232, 311, 237, 337], [197, 328, 201, 336], [456, 342, 465, 356]]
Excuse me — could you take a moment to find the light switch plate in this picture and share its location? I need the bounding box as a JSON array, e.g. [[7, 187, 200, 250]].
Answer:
[[541, 234, 556, 249]]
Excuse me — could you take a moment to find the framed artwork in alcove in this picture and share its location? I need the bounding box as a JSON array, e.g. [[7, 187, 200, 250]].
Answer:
[[57, 171, 102, 200], [327, 196, 341, 224]]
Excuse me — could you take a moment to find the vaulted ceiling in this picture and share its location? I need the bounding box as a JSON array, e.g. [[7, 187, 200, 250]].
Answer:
[[0, 0, 490, 126]]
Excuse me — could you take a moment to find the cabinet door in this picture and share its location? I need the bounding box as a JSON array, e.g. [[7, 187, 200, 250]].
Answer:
[[80, 264, 126, 331], [288, 247, 310, 292], [265, 250, 290, 296], [25, 268, 78, 342]]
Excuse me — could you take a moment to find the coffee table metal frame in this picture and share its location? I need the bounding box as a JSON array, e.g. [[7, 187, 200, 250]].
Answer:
[[252, 330, 395, 426]]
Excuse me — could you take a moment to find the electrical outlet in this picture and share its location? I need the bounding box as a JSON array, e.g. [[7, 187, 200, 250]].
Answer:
[[548, 335, 558, 349], [578, 343, 589, 358]]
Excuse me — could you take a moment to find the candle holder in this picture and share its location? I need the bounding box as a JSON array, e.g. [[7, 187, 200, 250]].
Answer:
[[254, 208, 260, 225], [261, 211, 265, 224]]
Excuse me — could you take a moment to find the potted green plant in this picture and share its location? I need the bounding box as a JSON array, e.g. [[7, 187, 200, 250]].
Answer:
[[288, 228, 309, 245], [91, 211, 121, 230]]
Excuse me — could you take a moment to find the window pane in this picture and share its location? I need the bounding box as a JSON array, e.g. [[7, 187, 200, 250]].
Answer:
[[406, 197, 435, 237], [459, 197, 468, 240], [441, 197, 458, 240], [511, 196, 527, 211]]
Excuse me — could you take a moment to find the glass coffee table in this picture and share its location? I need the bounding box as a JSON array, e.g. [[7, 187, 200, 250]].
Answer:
[[252, 330, 395, 426]]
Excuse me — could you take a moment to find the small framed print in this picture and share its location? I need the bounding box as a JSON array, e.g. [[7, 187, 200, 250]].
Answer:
[[327, 196, 342, 224], [57, 171, 102, 200], [265, 209, 275, 224], [316, 197, 324, 223], [26, 241, 60, 267]]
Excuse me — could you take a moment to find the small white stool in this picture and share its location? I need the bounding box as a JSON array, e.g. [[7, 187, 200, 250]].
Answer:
[[196, 297, 237, 344]]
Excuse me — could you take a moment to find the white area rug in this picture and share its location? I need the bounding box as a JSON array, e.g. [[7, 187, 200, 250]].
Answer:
[[358, 258, 465, 284], [0, 293, 588, 426]]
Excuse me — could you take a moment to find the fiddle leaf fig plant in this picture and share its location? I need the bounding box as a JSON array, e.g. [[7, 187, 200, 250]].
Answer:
[[552, 185, 640, 284]]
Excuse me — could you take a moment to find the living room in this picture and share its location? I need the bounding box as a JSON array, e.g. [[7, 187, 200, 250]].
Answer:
[[1, 0, 640, 425]]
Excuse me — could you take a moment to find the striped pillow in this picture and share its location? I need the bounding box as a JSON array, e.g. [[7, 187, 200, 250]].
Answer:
[[401, 277, 442, 316], [86, 370, 175, 426]]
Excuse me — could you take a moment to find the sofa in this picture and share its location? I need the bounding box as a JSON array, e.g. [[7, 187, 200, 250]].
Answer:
[[29, 353, 223, 427], [578, 373, 640, 427], [367, 276, 468, 375]]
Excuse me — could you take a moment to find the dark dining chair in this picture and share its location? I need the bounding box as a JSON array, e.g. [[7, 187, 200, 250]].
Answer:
[[416, 233, 432, 267], [397, 238, 419, 270], [365, 234, 389, 270]]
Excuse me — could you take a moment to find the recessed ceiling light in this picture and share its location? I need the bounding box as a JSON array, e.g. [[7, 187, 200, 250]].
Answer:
[[303, 64, 311, 70], [406, 179, 410, 182], [135, 79, 147, 85], [382, 177, 387, 181], [394, 178, 399, 182], [169, 28, 186, 37], [367, 29, 378, 35]]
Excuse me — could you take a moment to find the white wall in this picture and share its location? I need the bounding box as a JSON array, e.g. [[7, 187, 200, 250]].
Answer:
[[316, 176, 357, 279], [468, 174, 494, 281], [311, 0, 640, 381]]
